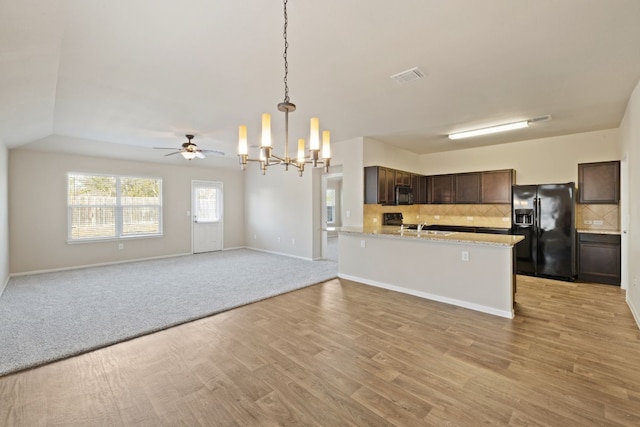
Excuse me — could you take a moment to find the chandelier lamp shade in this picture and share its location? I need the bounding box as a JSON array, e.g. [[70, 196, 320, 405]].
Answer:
[[237, 0, 330, 176]]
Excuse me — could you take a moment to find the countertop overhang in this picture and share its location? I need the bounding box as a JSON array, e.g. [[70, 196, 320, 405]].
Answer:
[[337, 226, 524, 247], [576, 229, 621, 235]]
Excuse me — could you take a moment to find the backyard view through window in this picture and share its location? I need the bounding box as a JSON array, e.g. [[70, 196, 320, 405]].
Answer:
[[68, 173, 162, 240]]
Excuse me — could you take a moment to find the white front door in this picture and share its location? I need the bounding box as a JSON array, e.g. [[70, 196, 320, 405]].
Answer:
[[192, 180, 223, 253]]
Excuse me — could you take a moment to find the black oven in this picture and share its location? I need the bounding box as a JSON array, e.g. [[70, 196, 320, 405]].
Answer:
[[395, 186, 413, 205]]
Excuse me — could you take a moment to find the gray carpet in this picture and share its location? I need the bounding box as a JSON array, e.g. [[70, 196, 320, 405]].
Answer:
[[0, 248, 338, 376]]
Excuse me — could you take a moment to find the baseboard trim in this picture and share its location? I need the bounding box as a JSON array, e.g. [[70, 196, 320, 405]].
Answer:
[[338, 273, 515, 319], [9, 253, 193, 277], [0, 275, 8, 299], [245, 246, 313, 261], [627, 295, 640, 330]]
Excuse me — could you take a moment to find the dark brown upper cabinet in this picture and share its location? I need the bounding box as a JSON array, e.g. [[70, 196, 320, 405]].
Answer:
[[454, 173, 481, 204], [395, 170, 411, 187], [430, 174, 455, 204], [417, 175, 430, 204], [364, 166, 396, 204], [481, 169, 514, 204], [578, 161, 620, 204]]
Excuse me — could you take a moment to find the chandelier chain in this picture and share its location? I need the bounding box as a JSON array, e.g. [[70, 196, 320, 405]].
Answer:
[[282, 0, 290, 103], [237, 0, 330, 176]]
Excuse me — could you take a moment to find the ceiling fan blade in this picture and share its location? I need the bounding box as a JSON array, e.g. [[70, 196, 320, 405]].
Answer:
[[200, 149, 225, 156], [195, 151, 206, 159], [164, 151, 181, 156], [154, 147, 179, 150]]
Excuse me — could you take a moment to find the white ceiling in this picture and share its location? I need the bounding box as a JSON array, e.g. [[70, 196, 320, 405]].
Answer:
[[2, 0, 640, 167]]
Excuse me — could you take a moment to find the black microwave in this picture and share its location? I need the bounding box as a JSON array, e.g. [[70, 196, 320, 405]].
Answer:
[[395, 186, 413, 205]]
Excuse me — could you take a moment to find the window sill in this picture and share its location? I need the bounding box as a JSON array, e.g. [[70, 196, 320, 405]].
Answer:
[[67, 234, 163, 244]]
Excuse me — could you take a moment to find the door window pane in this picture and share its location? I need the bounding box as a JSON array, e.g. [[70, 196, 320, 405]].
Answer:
[[195, 186, 219, 223]]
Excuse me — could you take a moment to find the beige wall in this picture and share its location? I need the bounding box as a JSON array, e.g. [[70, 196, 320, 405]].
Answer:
[[0, 140, 8, 294], [363, 137, 423, 173], [419, 128, 620, 185], [9, 149, 245, 274], [620, 79, 640, 323], [243, 160, 316, 259]]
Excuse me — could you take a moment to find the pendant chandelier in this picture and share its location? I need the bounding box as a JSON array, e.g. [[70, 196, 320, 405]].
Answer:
[[237, 0, 330, 177]]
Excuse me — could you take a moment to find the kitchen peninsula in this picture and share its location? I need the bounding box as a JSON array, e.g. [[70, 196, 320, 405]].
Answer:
[[338, 227, 524, 318]]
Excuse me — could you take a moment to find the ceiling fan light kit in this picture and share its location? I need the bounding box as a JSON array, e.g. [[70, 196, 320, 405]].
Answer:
[[154, 134, 224, 160], [237, 0, 330, 177], [448, 115, 552, 140]]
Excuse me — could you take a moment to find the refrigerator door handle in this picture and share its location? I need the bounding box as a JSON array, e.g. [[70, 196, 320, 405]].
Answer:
[[535, 197, 541, 234]]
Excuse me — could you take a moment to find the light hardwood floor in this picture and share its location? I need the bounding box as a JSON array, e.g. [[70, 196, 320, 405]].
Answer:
[[1, 275, 640, 426]]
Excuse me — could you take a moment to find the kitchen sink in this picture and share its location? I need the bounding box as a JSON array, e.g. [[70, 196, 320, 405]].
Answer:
[[396, 229, 457, 236]]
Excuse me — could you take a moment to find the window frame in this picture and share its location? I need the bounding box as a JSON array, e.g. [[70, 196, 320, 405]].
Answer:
[[326, 188, 336, 224], [67, 172, 163, 242]]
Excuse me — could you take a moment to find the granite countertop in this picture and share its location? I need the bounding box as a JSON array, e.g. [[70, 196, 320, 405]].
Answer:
[[576, 229, 621, 235], [337, 226, 524, 247]]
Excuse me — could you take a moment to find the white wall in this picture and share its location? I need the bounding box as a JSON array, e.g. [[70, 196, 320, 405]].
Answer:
[[620, 79, 640, 325], [244, 162, 315, 259], [339, 233, 515, 318], [9, 149, 245, 274], [0, 140, 9, 294], [419, 129, 620, 184], [332, 137, 364, 227]]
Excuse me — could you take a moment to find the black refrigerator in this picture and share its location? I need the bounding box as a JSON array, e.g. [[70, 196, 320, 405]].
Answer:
[[511, 183, 576, 281]]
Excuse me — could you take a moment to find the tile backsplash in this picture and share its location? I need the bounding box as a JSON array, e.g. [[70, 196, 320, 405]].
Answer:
[[576, 204, 620, 231], [363, 204, 512, 229], [363, 203, 620, 232]]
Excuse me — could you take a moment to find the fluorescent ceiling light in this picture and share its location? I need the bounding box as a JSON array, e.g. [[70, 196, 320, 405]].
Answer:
[[448, 120, 529, 140]]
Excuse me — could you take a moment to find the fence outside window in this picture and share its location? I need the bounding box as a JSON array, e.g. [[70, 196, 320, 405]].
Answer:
[[68, 173, 162, 240]]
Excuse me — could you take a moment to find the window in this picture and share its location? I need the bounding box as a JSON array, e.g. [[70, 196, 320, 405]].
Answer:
[[194, 184, 220, 223], [326, 188, 336, 224], [68, 173, 162, 241]]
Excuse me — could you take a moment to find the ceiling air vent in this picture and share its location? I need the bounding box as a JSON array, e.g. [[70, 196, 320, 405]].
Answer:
[[529, 114, 552, 123], [390, 67, 425, 85]]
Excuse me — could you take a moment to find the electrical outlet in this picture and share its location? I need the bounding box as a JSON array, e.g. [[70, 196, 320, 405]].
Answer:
[[584, 220, 593, 225], [291, 238, 295, 245], [118, 243, 124, 250], [467, 216, 474, 221], [434, 215, 440, 219], [461, 251, 469, 261], [277, 237, 281, 243], [593, 220, 604, 225], [502, 217, 510, 222], [373, 218, 378, 223], [360, 240, 366, 248], [634, 276, 638, 288]]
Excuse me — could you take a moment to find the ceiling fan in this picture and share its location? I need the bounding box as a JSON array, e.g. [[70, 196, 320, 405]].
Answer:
[[154, 134, 225, 160]]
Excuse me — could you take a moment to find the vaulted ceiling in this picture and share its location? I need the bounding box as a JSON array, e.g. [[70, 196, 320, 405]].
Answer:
[[2, 1, 640, 167]]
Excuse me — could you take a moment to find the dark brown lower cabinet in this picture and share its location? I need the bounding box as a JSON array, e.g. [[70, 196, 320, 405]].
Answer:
[[578, 233, 621, 286]]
